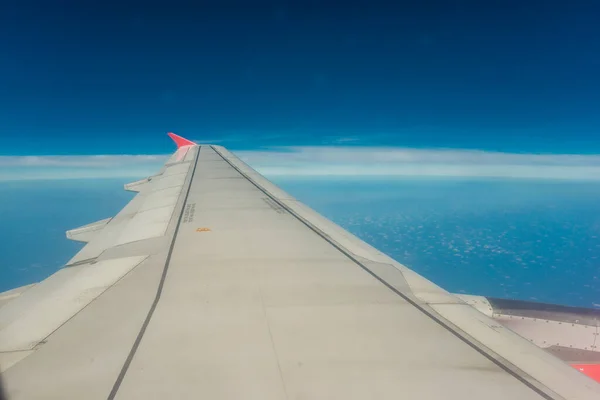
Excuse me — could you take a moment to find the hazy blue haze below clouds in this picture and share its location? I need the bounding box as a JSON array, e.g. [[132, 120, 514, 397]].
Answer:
[[1, 177, 599, 308], [0, 180, 133, 289]]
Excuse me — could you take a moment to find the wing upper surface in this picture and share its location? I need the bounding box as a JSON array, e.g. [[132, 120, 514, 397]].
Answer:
[[1, 143, 599, 399]]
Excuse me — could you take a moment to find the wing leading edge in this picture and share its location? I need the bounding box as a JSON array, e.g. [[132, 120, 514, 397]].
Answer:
[[0, 134, 599, 399]]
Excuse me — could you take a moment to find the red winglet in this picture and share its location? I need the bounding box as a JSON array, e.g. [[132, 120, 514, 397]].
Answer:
[[167, 132, 195, 148]]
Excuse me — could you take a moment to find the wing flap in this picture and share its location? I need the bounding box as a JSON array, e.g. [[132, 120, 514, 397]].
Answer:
[[124, 178, 149, 192], [0, 284, 36, 309], [0, 256, 147, 352], [66, 217, 112, 243], [65, 148, 194, 265]]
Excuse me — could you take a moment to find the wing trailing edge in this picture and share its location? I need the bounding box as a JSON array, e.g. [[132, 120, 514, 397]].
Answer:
[[124, 177, 150, 192], [66, 218, 112, 243]]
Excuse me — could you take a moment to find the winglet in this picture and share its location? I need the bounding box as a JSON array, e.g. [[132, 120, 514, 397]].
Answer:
[[167, 132, 196, 148]]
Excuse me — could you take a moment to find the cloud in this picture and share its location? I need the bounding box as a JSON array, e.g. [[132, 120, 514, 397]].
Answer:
[[0, 155, 168, 181], [1, 147, 600, 181], [0, 155, 168, 168], [236, 146, 600, 180]]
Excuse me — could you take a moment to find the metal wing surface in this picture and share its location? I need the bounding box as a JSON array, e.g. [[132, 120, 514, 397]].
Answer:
[[1, 139, 599, 399]]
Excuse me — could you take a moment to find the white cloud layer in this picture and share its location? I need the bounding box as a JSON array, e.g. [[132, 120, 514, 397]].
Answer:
[[236, 147, 600, 180], [1, 147, 600, 181], [0, 155, 169, 181]]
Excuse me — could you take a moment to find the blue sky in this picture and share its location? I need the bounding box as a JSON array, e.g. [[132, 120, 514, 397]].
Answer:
[[1, 2, 599, 307], [1, 1, 599, 155]]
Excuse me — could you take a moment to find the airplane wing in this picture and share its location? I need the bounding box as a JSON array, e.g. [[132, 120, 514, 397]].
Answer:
[[1, 134, 599, 399]]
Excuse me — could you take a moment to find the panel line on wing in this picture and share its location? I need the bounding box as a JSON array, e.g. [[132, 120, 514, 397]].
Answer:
[[210, 145, 557, 400], [106, 146, 200, 400], [64, 257, 99, 268]]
